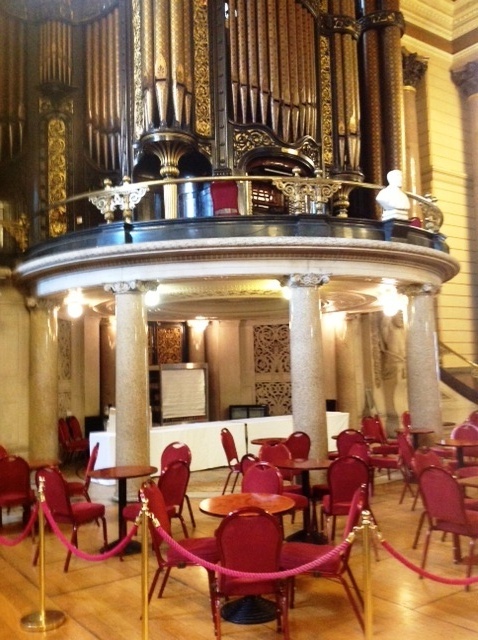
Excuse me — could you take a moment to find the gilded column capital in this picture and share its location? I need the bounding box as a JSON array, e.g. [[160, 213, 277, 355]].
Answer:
[[402, 49, 428, 88], [25, 297, 59, 312], [288, 274, 330, 288], [451, 61, 478, 99], [399, 283, 440, 298], [104, 281, 158, 295]]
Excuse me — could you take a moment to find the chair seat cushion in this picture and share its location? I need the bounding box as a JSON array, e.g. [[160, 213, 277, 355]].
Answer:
[[122, 502, 141, 522], [281, 541, 340, 574], [369, 455, 399, 469], [70, 501, 105, 524], [166, 536, 218, 564]]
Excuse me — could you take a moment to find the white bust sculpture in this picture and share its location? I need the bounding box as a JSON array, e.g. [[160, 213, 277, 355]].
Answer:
[[376, 169, 410, 222]]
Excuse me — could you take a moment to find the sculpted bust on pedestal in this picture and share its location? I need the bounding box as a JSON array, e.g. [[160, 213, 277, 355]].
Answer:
[[376, 170, 411, 222]]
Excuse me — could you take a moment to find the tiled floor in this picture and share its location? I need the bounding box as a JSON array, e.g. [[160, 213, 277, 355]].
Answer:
[[1, 464, 478, 639]]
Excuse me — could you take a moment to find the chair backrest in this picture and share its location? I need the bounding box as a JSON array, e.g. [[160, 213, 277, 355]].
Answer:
[[0, 455, 31, 497], [157, 459, 190, 509], [283, 431, 311, 459], [215, 506, 282, 591], [241, 461, 283, 494], [468, 410, 478, 428], [327, 456, 370, 506], [37, 466, 73, 520], [342, 484, 367, 540], [419, 466, 468, 525], [240, 453, 259, 476], [142, 481, 172, 537], [160, 441, 192, 471], [402, 411, 411, 431], [259, 442, 295, 482], [336, 429, 366, 457], [0, 445, 8, 459], [58, 418, 71, 446], [450, 422, 478, 458], [412, 447, 443, 476], [348, 442, 370, 463], [397, 432, 414, 470], [220, 428, 239, 468], [360, 417, 384, 444], [83, 442, 100, 490], [67, 415, 84, 440]]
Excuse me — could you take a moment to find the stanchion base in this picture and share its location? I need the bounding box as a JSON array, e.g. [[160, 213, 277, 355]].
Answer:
[[21, 610, 66, 632]]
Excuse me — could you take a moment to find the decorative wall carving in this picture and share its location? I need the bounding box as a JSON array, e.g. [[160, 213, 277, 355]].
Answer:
[[253, 323, 291, 416]]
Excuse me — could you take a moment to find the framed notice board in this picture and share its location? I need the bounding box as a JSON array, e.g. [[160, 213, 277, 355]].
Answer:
[[156, 363, 208, 425]]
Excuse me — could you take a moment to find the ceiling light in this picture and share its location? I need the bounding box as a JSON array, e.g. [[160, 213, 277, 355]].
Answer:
[[64, 288, 84, 318], [144, 286, 161, 307]]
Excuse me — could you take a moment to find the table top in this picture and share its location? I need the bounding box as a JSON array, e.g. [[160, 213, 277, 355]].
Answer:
[[435, 439, 478, 448], [273, 457, 331, 472], [199, 492, 295, 517], [457, 475, 478, 488], [89, 464, 158, 480], [250, 437, 286, 446], [26, 458, 60, 470]]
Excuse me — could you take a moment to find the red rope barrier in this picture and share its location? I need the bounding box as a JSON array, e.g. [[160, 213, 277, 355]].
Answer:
[[40, 501, 139, 561], [380, 538, 478, 586], [151, 521, 351, 580], [0, 502, 39, 547]]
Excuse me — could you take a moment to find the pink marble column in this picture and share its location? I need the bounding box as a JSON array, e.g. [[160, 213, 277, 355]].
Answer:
[[335, 313, 363, 431], [105, 281, 156, 470], [289, 273, 329, 461], [28, 299, 59, 459], [403, 283, 442, 439]]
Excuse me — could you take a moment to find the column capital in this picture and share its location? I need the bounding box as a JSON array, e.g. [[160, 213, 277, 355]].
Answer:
[[26, 296, 59, 312], [402, 48, 428, 88], [288, 273, 330, 288], [104, 280, 158, 294], [399, 282, 440, 298], [452, 61, 478, 98]]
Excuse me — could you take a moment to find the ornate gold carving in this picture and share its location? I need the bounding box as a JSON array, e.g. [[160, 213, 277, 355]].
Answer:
[[0, 214, 29, 252], [288, 273, 330, 288], [253, 323, 291, 416], [272, 177, 341, 214], [104, 281, 159, 294], [193, 0, 211, 137], [398, 283, 440, 298], [320, 35, 333, 168], [47, 116, 67, 237]]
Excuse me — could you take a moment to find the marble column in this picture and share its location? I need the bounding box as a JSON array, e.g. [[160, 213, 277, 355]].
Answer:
[[289, 273, 329, 461], [452, 62, 478, 230], [402, 49, 428, 216], [104, 281, 156, 476], [335, 313, 363, 431], [28, 299, 59, 459], [402, 283, 442, 440], [100, 317, 116, 413], [187, 319, 209, 363]]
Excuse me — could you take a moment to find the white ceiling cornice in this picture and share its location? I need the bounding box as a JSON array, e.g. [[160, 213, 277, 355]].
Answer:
[[401, 0, 453, 41], [453, 0, 478, 39]]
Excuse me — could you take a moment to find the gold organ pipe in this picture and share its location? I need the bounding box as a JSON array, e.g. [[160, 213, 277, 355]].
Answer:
[[0, 15, 6, 160], [86, 25, 94, 158], [246, 0, 259, 123], [183, 0, 193, 128], [278, 0, 291, 141], [267, 0, 280, 136], [302, 7, 312, 136], [287, 0, 299, 141], [154, 0, 170, 126], [142, 0, 154, 130], [309, 12, 317, 137], [170, 0, 185, 126], [100, 17, 109, 167], [236, 0, 248, 124], [92, 21, 101, 165], [7, 18, 15, 157], [17, 19, 25, 153], [229, 0, 239, 122], [296, 5, 306, 137], [257, 0, 269, 125]]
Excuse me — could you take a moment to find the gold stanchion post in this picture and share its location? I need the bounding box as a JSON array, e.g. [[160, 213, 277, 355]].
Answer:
[[361, 509, 374, 640], [141, 498, 149, 640], [21, 477, 66, 631]]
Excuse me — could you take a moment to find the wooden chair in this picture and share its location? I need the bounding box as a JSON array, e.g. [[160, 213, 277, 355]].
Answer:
[[0, 455, 36, 528], [220, 428, 242, 494], [281, 485, 366, 629], [141, 481, 218, 602], [34, 466, 107, 572], [67, 442, 100, 502], [212, 506, 289, 639], [160, 441, 195, 528], [417, 466, 478, 590]]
